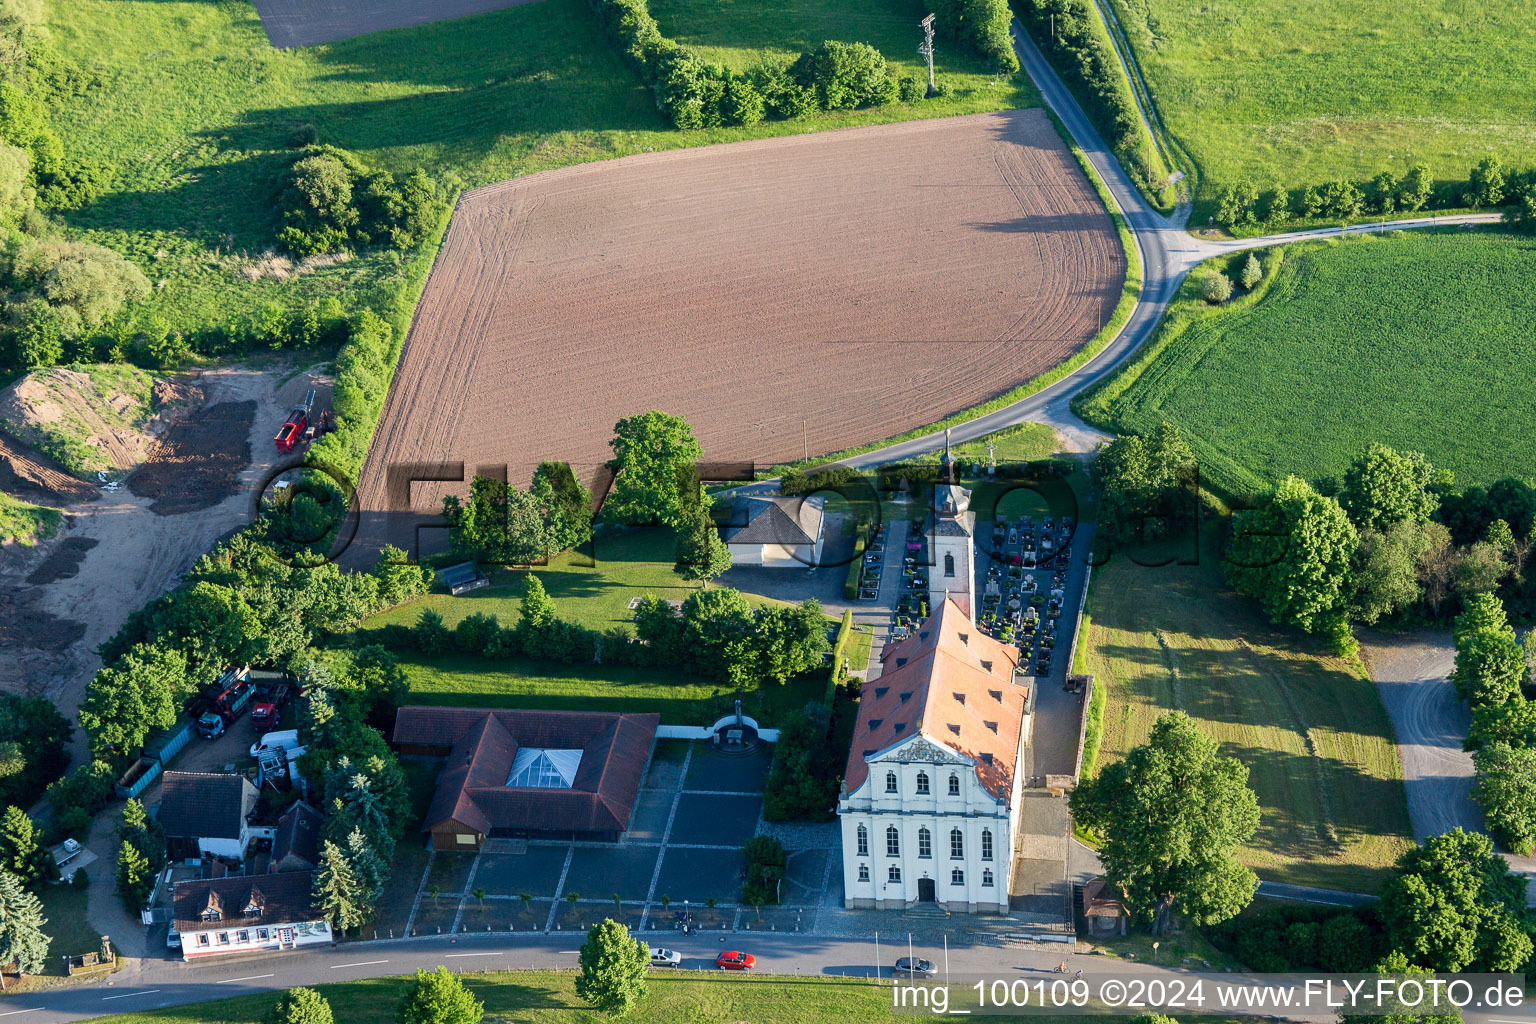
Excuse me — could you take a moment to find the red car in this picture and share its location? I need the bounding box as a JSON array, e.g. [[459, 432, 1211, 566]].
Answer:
[[715, 950, 755, 971]]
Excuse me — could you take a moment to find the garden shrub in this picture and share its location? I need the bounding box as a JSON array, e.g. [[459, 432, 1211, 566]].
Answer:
[[795, 41, 897, 110]]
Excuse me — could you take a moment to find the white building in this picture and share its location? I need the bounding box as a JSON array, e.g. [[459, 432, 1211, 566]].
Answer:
[[725, 496, 825, 567], [928, 478, 975, 619], [158, 771, 260, 862], [838, 598, 1031, 912], [171, 871, 331, 959]]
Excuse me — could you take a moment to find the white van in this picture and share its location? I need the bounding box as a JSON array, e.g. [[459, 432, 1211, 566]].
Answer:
[[249, 729, 300, 759]]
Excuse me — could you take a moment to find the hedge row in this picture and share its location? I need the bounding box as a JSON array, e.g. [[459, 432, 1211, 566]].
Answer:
[[1012, 0, 1173, 206], [824, 607, 854, 705]]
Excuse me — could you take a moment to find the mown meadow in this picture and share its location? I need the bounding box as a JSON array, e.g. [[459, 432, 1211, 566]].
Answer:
[[1103, 0, 1536, 217], [46, 0, 1035, 335], [1077, 229, 1536, 501]]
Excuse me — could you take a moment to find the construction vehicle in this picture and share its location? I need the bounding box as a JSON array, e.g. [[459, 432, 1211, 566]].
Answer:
[[251, 680, 294, 731], [274, 389, 317, 454], [196, 673, 256, 738]]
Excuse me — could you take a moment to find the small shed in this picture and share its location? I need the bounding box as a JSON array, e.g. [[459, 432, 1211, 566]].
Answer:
[[439, 561, 489, 596], [1082, 878, 1127, 935]]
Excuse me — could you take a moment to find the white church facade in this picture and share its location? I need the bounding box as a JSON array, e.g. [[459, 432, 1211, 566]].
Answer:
[[837, 596, 1032, 913]]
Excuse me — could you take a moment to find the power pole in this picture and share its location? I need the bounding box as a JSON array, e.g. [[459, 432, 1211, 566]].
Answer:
[[918, 14, 936, 97]]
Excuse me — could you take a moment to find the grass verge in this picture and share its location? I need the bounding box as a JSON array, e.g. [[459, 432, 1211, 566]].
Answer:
[[1080, 526, 1413, 893]]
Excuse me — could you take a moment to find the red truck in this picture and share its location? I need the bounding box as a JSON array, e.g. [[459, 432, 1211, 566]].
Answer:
[[251, 681, 295, 732], [196, 675, 256, 739], [274, 389, 318, 454]]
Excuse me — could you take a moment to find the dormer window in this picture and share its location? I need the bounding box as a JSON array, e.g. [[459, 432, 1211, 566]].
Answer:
[[200, 891, 223, 922], [958, 632, 968, 645], [894, 723, 906, 734], [989, 689, 1003, 702], [948, 724, 960, 736], [953, 692, 965, 705], [985, 721, 998, 733], [896, 658, 908, 668], [899, 692, 912, 703], [979, 753, 994, 765], [244, 888, 265, 917], [875, 687, 889, 698], [868, 719, 883, 732], [980, 660, 993, 672]]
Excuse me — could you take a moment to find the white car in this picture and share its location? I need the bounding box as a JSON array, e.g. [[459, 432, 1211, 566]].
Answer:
[[648, 947, 681, 967], [250, 729, 300, 759]]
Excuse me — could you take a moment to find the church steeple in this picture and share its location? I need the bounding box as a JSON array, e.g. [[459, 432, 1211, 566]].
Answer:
[[941, 427, 955, 483]]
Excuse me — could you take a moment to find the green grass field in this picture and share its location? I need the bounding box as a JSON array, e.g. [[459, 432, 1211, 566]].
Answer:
[[1082, 528, 1414, 894], [47, 0, 1035, 334], [0, 492, 62, 545], [1078, 230, 1536, 501], [1104, 0, 1536, 215]]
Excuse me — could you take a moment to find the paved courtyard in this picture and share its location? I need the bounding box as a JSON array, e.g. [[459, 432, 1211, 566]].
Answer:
[[386, 738, 855, 939]]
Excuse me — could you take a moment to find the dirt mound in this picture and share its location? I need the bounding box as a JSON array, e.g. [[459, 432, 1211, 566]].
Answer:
[[0, 432, 98, 504], [0, 366, 203, 481], [128, 400, 256, 515]]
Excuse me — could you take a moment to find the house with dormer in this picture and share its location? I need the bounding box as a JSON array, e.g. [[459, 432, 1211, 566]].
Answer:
[[837, 598, 1031, 912], [170, 870, 330, 959]]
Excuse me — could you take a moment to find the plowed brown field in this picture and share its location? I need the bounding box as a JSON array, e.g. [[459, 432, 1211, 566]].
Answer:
[[350, 110, 1123, 557]]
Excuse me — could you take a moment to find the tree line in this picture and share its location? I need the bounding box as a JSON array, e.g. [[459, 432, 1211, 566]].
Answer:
[[1215, 157, 1536, 232], [589, 0, 1013, 132], [1098, 425, 1536, 655]]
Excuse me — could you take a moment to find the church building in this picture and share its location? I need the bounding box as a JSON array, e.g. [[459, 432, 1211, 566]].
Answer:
[[837, 597, 1031, 912]]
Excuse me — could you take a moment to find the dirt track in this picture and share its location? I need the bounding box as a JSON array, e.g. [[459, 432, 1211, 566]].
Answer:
[[350, 109, 1123, 560], [250, 0, 540, 48]]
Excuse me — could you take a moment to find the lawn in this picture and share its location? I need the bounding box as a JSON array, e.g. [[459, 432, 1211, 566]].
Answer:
[[47, 0, 1036, 335], [391, 651, 823, 725], [1076, 230, 1536, 502], [365, 528, 792, 633], [1081, 527, 1414, 893], [83, 971, 1058, 1024], [1103, 0, 1536, 218]]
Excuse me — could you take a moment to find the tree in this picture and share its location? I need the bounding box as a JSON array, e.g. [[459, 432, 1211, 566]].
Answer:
[[1463, 157, 1505, 209], [1259, 183, 1290, 223], [0, 870, 47, 985], [576, 918, 649, 1016], [1340, 444, 1437, 531], [441, 475, 546, 565], [605, 411, 703, 527], [1449, 593, 1526, 708], [312, 840, 368, 932], [721, 72, 765, 127], [1370, 171, 1400, 213], [372, 545, 433, 607], [269, 987, 334, 1024], [1200, 272, 1232, 304], [1504, 184, 1536, 234], [1237, 253, 1262, 290], [1338, 951, 1462, 1024], [1349, 521, 1431, 625], [1225, 476, 1358, 639], [1398, 164, 1434, 212], [1321, 178, 1364, 218], [1472, 743, 1536, 855], [673, 490, 731, 582], [1215, 181, 1260, 226], [754, 600, 831, 683], [1069, 711, 1259, 932], [0, 807, 53, 891], [1378, 828, 1532, 971], [679, 587, 756, 683], [79, 640, 186, 760], [520, 573, 556, 629], [149, 581, 260, 687], [1094, 425, 1197, 544], [531, 461, 593, 555], [115, 841, 154, 913], [396, 966, 484, 1024]]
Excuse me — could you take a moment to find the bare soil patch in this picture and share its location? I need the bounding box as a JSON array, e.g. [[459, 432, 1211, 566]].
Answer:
[[351, 110, 1122, 558], [250, 0, 540, 48], [128, 401, 257, 515], [25, 537, 98, 585], [0, 432, 97, 505]]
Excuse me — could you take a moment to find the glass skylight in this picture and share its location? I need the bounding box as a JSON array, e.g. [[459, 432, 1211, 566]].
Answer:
[[506, 748, 582, 789]]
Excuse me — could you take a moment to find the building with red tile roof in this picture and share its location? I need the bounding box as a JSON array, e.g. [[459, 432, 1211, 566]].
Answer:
[[394, 707, 658, 849], [838, 598, 1031, 912]]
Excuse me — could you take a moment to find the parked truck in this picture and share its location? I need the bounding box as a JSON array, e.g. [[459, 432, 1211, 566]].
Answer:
[[273, 389, 316, 454], [196, 672, 256, 739]]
